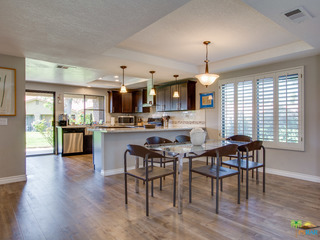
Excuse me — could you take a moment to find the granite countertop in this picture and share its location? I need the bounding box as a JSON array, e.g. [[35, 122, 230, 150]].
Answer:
[[88, 126, 194, 133], [56, 125, 88, 128]]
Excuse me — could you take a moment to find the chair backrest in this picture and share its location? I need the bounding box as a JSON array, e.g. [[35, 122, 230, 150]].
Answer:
[[197, 144, 239, 158], [226, 135, 252, 142], [174, 135, 190, 143], [126, 144, 164, 159], [241, 140, 263, 152], [145, 136, 173, 145]]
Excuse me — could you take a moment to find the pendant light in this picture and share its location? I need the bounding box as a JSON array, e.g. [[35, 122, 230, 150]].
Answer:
[[120, 66, 127, 93], [172, 74, 180, 98], [195, 41, 219, 87], [149, 70, 156, 96]]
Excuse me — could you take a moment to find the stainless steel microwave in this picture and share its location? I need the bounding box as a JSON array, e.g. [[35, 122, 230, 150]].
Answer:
[[118, 116, 136, 125]]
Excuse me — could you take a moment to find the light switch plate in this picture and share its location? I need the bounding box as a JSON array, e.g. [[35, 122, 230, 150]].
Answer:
[[0, 118, 8, 125]]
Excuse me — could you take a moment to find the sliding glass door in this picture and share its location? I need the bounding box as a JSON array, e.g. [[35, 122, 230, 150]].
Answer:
[[25, 90, 55, 156]]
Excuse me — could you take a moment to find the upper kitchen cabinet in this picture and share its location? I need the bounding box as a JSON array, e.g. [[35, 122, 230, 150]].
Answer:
[[156, 85, 171, 112], [109, 89, 150, 113], [108, 91, 132, 113], [156, 79, 196, 112], [109, 91, 122, 113], [133, 89, 150, 113], [122, 92, 133, 113]]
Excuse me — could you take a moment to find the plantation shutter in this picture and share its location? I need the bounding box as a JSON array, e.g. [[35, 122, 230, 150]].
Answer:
[[256, 77, 274, 142], [278, 73, 300, 144], [237, 80, 253, 137], [221, 83, 235, 138]]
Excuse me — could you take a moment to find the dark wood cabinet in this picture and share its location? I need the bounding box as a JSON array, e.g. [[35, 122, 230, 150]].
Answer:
[[156, 85, 171, 111], [156, 80, 196, 112], [122, 92, 132, 113], [133, 90, 142, 113], [108, 91, 122, 113], [109, 89, 150, 113]]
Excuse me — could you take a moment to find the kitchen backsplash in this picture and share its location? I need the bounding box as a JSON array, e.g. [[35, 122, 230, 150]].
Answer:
[[107, 106, 206, 128]]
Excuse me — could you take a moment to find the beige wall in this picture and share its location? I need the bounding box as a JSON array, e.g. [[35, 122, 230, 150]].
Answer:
[[201, 55, 320, 177], [0, 54, 25, 180]]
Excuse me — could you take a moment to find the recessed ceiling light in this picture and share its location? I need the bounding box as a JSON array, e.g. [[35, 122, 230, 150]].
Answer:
[[87, 85, 91, 88], [115, 79, 119, 82], [114, 75, 119, 78], [98, 77, 102, 80]]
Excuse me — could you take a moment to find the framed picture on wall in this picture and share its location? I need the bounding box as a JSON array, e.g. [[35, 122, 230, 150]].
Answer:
[[0, 67, 16, 116], [200, 92, 214, 109]]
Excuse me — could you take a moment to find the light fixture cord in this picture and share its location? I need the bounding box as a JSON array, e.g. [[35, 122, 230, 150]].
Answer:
[[205, 43, 209, 74], [151, 72, 154, 86], [122, 68, 124, 85]]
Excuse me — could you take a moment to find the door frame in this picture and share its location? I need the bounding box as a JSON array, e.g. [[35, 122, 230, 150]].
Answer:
[[25, 89, 56, 156]]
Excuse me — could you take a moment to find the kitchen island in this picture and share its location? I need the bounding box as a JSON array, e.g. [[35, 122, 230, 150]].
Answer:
[[90, 126, 193, 176]]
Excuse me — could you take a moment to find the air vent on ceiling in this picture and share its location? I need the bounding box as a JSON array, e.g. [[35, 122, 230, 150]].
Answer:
[[283, 7, 313, 23], [57, 65, 69, 69]]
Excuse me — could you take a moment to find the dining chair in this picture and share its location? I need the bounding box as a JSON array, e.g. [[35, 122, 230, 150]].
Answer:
[[188, 144, 240, 214], [222, 140, 266, 199], [145, 136, 176, 190], [175, 135, 210, 165], [226, 135, 254, 180], [124, 144, 177, 216], [174, 135, 190, 143]]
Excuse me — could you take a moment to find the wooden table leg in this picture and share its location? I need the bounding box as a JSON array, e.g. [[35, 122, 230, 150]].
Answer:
[[178, 153, 185, 214], [135, 156, 139, 193]]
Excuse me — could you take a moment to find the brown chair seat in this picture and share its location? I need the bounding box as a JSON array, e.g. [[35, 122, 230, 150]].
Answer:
[[126, 166, 175, 181], [191, 165, 239, 179], [223, 159, 263, 170]]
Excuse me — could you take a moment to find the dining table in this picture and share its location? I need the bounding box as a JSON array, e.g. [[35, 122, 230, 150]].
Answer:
[[146, 139, 250, 214]]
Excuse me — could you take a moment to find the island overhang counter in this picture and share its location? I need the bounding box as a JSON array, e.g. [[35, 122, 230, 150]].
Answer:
[[89, 127, 193, 176]]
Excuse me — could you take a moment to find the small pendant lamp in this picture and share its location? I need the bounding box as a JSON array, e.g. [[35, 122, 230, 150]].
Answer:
[[149, 70, 156, 96], [120, 66, 127, 93], [172, 75, 180, 98]]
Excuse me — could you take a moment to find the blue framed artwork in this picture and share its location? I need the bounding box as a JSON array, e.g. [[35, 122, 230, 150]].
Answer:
[[200, 92, 214, 109]]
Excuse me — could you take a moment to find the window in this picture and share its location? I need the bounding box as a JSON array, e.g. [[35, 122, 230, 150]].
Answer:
[[64, 94, 105, 125], [219, 67, 304, 151]]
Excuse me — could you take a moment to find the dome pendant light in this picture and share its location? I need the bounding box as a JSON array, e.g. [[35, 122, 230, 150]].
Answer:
[[149, 70, 156, 96], [120, 66, 127, 93], [195, 41, 219, 87], [172, 74, 180, 98]]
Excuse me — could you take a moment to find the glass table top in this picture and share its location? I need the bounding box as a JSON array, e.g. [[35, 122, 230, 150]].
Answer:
[[146, 140, 249, 156]]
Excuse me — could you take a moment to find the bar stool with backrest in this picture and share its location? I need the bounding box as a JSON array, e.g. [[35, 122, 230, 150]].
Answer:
[[222, 140, 266, 199], [124, 144, 177, 216], [188, 144, 241, 214]]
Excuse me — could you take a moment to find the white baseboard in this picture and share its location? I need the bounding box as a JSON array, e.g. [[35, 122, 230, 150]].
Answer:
[[101, 160, 320, 183], [0, 175, 27, 185], [101, 166, 136, 176], [261, 168, 320, 183]]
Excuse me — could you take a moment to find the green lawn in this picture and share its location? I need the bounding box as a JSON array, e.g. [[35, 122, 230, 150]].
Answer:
[[26, 132, 52, 148]]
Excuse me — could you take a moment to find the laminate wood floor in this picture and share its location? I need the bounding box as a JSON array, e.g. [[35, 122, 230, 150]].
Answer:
[[0, 154, 319, 240]]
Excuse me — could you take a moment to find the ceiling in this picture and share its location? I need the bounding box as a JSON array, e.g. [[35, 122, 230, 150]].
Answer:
[[0, 0, 319, 89]]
